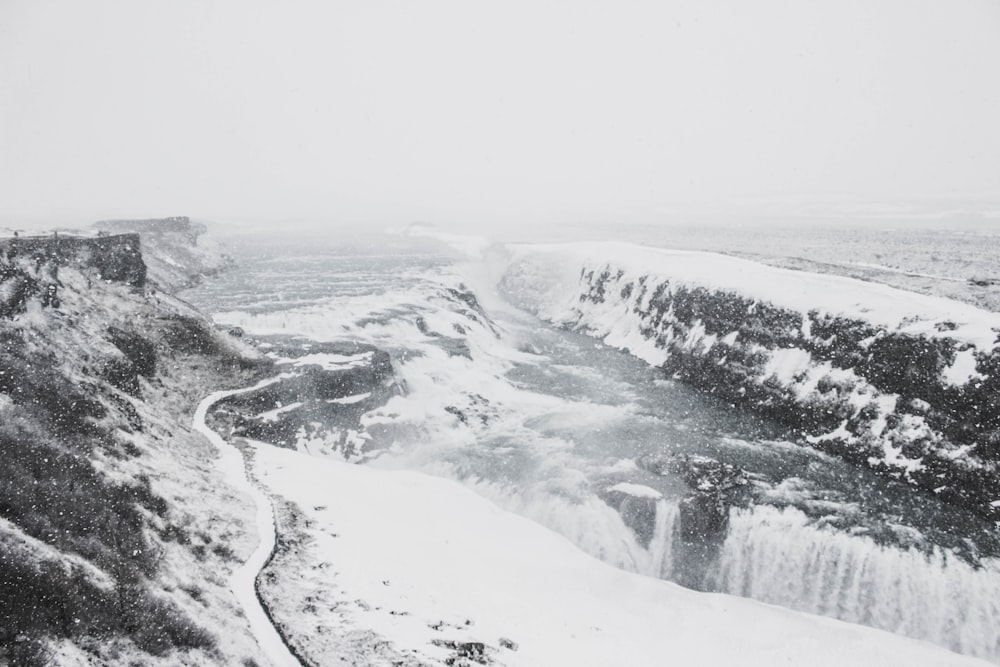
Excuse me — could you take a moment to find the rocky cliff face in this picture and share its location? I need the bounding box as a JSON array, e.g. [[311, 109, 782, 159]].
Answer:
[[500, 244, 1000, 522], [0, 228, 268, 664], [1, 234, 146, 318], [94, 216, 232, 292]]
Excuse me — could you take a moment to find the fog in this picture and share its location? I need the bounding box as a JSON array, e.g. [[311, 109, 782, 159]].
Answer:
[[1, 1, 999, 231]]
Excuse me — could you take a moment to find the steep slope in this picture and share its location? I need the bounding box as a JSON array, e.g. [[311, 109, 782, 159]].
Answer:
[[0, 231, 269, 664], [499, 242, 1000, 522]]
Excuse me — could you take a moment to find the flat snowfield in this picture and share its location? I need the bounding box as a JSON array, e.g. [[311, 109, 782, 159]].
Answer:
[[252, 443, 992, 667]]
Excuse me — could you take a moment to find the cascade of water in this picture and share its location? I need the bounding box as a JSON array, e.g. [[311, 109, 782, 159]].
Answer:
[[645, 499, 679, 579], [626, 499, 1000, 661], [701, 505, 1000, 662]]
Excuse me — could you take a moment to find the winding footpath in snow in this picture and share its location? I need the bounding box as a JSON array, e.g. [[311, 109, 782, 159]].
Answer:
[[193, 379, 303, 667]]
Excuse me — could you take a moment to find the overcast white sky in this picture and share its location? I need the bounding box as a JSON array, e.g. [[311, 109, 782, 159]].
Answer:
[[1, 0, 998, 228]]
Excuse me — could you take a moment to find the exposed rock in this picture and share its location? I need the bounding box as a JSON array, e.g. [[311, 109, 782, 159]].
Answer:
[[208, 339, 397, 459], [499, 637, 518, 651], [431, 639, 491, 665], [600, 483, 662, 548], [1, 233, 146, 317], [642, 454, 751, 589], [638, 454, 751, 542], [94, 216, 231, 291]]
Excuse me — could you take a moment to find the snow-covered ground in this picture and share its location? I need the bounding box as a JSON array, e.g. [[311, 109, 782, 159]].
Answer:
[[249, 441, 993, 666], [194, 382, 303, 667]]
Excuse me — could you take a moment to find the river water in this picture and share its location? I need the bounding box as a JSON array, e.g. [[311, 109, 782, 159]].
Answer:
[[185, 232, 1000, 663]]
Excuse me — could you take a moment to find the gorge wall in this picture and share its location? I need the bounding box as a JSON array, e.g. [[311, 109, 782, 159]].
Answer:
[[0, 224, 269, 664], [498, 243, 1000, 522]]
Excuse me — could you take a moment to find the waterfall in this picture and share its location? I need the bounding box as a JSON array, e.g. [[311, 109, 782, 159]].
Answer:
[[619, 500, 1000, 661], [480, 480, 1000, 663], [644, 499, 680, 579], [701, 505, 1000, 662]]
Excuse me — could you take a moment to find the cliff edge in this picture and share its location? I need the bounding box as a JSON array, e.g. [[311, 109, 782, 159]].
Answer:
[[0, 226, 267, 664], [94, 216, 232, 292]]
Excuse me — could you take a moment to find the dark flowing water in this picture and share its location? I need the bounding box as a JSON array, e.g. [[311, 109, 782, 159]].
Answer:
[[185, 232, 1000, 662]]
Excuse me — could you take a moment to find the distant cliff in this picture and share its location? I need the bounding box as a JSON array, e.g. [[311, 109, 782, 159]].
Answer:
[[94, 216, 232, 292], [499, 243, 1000, 522]]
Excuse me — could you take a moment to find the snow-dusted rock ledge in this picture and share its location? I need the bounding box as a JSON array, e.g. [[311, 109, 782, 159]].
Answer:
[[499, 242, 1000, 521]]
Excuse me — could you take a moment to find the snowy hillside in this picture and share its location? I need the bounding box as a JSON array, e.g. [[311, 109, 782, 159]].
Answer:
[[498, 242, 1000, 521], [0, 230, 268, 664]]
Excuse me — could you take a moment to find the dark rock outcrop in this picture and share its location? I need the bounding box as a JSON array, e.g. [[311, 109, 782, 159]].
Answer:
[[638, 453, 752, 544], [1, 233, 146, 318], [638, 453, 751, 588], [431, 639, 492, 666], [600, 485, 662, 549], [94, 216, 231, 291], [1, 233, 146, 287], [209, 340, 396, 459], [673, 455, 751, 544]]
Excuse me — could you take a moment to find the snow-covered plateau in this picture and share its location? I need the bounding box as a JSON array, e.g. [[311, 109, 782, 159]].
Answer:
[[2, 223, 999, 666]]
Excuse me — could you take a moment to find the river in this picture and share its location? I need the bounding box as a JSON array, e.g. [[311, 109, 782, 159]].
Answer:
[[184, 231, 1000, 663]]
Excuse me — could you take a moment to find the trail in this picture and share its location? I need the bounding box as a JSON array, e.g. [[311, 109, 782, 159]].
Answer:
[[193, 378, 304, 667]]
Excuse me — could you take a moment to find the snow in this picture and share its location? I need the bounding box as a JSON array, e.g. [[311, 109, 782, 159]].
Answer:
[[870, 394, 900, 438], [251, 442, 992, 666], [942, 347, 984, 386], [284, 351, 374, 370], [763, 347, 812, 384], [193, 384, 303, 667], [807, 420, 854, 445], [195, 233, 1000, 663], [505, 242, 1000, 351], [258, 401, 303, 422], [607, 482, 663, 499], [402, 224, 494, 258], [327, 392, 372, 405]]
